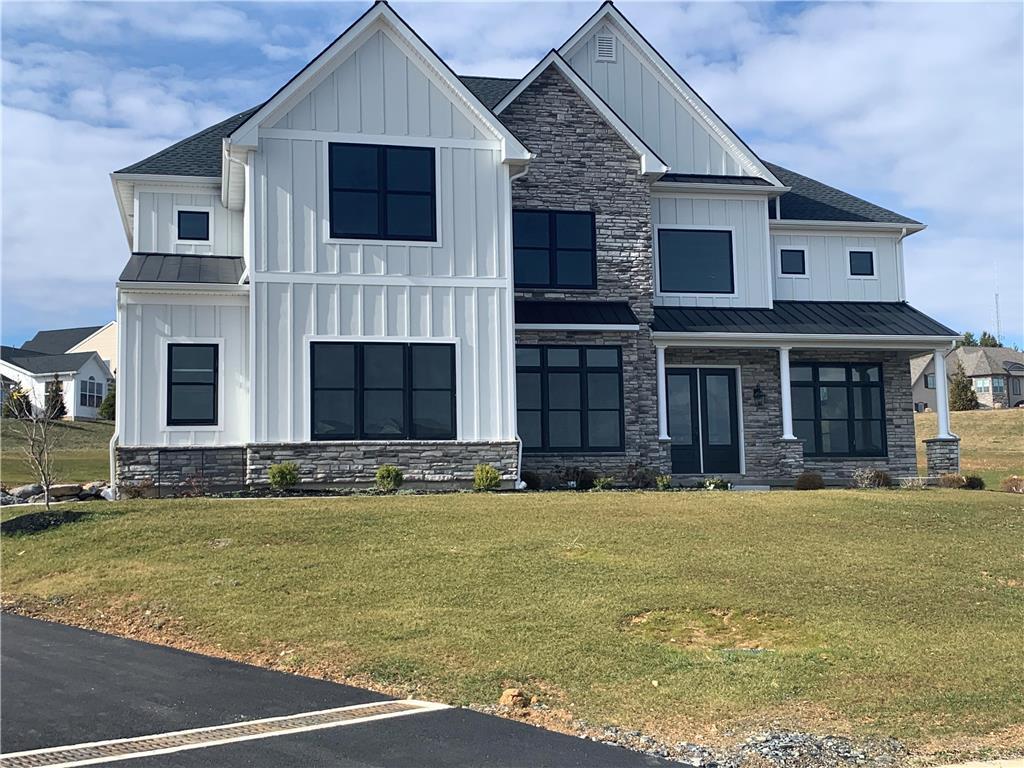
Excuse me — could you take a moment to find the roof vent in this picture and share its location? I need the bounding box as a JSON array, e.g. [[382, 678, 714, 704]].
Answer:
[[595, 33, 616, 63]]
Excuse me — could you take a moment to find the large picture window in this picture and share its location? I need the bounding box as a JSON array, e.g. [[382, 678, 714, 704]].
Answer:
[[310, 342, 455, 441], [513, 210, 596, 289], [516, 345, 623, 452], [658, 229, 734, 294], [167, 344, 218, 426], [790, 363, 886, 457], [80, 376, 103, 408], [328, 143, 436, 241]]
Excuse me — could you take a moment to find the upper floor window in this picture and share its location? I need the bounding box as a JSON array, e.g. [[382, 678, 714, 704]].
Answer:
[[80, 376, 103, 408], [167, 344, 218, 426], [848, 249, 875, 277], [177, 210, 210, 241], [513, 210, 595, 289], [328, 143, 436, 241], [780, 248, 806, 276], [658, 229, 734, 294], [310, 342, 455, 441], [924, 373, 936, 389]]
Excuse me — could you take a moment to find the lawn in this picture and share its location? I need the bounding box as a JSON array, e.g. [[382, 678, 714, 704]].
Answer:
[[3, 490, 1022, 755], [916, 409, 1023, 488], [0, 418, 112, 487]]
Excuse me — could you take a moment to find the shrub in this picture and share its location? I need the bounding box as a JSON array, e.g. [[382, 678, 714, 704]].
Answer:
[[473, 463, 501, 492], [268, 461, 300, 491], [938, 473, 966, 488], [703, 476, 729, 491], [627, 464, 659, 489], [520, 470, 543, 491], [1000, 475, 1024, 494], [44, 376, 66, 420], [375, 464, 404, 493], [121, 477, 155, 499], [899, 476, 928, 490], [2, 384, 32, 419], [949, 362, 979, 411], [655, 474, 672, 491], [561, 466, 596, 491], [962, 475, 985, 490], [794, 471, 825, 490], [591, 475, 614, 491], [97, 382, 116, 421], [851, 468, 893, 489]]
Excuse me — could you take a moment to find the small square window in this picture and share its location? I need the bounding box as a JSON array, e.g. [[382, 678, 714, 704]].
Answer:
[[849, 250, 874, 276], [177, 211, 210, 241], [780, 249, 805, 275]]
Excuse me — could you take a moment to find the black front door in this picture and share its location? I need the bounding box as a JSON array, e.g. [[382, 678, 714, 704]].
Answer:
[[667, 368, 741, 474]]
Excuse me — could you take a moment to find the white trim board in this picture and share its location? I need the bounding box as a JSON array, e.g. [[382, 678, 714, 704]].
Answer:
[[652, 332, 958, 350]]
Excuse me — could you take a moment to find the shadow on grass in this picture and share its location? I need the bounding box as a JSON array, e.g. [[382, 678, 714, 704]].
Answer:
[[1, 506, 123, 536]]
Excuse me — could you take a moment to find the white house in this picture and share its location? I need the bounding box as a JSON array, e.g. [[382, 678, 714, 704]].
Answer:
[[110, 1, 960, 494], [1, 345, 112, 421]]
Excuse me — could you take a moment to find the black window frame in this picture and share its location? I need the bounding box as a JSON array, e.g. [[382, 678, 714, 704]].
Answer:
[[779, 248, 806, 276], [176, 210, 210, 241], [790, 362, 887, 458], [512, 209, 597, 290], [848, 249, 875, 277], [79, 376, 103, 408], [310, 342, 456, 441], [516, 345, 624, 453], [657, 228, 735, 294], [328, 143, 437, 242], [166, 343, 218, 427], [924, 373, 936, 389]]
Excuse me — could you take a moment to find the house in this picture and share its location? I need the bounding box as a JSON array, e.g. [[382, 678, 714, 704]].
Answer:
[[0, 345, 113, 421], [21, 322, 118, 375], [912, 347, 1024, 411], [109, 1, 961, 493]]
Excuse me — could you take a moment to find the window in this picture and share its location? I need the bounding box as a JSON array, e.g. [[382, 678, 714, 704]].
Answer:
[[790, 363, 886, 457], [167, 344, 217, 426], [513, 210, 595, 289], [849, 250, 875, 277], [974, 377, 990, 393], [516, 345, 623, 452], [925, 373, 936, 389], [79, 376, 103, 408], [310, 342, 455, 441], [780, 248, 806, 276], [658, 229, 734, 294], [328, 143, 436, 241], [992, 376, 1006, 394], [1012, 377, 1022, 396], [177, 210, 210, 241]]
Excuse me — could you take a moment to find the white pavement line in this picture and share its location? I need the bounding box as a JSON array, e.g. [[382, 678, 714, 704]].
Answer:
[[0, 699, 449, 768]]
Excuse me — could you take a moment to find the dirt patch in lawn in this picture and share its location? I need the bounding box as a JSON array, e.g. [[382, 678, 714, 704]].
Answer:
[[623, 607, 811, 653]]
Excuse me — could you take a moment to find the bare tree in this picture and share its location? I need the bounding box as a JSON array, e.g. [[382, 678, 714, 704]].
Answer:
[[8, 377, 66, 510]]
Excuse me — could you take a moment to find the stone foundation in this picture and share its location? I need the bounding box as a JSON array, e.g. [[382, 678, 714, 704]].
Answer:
[[923, 437, 960, 476], [116, 447, 246, 496]]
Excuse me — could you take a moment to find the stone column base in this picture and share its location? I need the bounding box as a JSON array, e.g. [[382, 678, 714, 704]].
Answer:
[[924, 437, 960, 476], [774, 437, 805, 479]]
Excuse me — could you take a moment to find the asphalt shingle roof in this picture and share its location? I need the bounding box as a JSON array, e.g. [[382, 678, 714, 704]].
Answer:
[[21, 326, 102, 355], [515, 300, 639, 326], [949, 346, 1024, 377], [458, 75, 519, 109], [119, 253, 246, 284], [1, 346, 100, 375], [652, 301, 957, 337]]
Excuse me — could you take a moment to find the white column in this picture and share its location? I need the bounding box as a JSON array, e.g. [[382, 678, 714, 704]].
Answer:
[[779, 346, 795, 440], [656, 344, 669, 440], [933, 348, 953, 439]]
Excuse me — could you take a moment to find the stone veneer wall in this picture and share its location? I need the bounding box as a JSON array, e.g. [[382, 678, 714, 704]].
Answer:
[[245, 441, 519, 487], [116, 447, 246, 495], [923, 437, 960, 475]]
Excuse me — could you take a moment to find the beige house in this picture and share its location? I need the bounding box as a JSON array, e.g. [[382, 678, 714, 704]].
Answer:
[[67, 322, 118, 376], [912, 346, 1024, 411]]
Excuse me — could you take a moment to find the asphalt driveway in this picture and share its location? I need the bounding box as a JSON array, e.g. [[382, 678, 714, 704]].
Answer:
[[0, 614, 667, 767]]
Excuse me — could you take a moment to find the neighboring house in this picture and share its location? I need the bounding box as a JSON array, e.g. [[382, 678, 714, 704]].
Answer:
[[66, 322, 119, 376], [0, 345, 113, 421], [912, 347, 1024, 411], [110, 1, 960, 492]]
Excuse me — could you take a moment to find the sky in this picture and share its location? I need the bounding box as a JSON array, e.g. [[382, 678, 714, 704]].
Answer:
[[2, 0, 1022, 349]]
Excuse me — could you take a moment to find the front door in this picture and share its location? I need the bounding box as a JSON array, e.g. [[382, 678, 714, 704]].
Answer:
[[667, 368, 741, 474]]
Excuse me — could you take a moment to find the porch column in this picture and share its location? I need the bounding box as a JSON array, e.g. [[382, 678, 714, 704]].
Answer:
[[779, 346, 795, 440], [933, 348, 953, 439], [656, 344, 669, 440]]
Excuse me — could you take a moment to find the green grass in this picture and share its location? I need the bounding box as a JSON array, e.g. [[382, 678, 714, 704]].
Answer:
[[916, 409, 1024, 488], [0, 419, 112, 487], [3, 490, 1022, 748]]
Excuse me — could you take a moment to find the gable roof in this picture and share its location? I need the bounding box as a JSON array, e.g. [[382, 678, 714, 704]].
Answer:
[[950, 346, 1024, 377], [22, 326, 104, 355], [1, 346, 105, 377], [494, 51, 668, 174]]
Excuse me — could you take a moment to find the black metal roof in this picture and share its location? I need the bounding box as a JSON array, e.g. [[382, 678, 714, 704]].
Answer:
[[652, 301, 957, 337], [660, 173, 772, 186], [515, 300, 638, 326], [0, 346, 101, 375], [119, 253, 245, 284], [21, 326, 103, 355]]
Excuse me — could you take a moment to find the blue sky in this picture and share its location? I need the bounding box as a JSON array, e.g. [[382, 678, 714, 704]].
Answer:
[[2, 1, 1022, 348]]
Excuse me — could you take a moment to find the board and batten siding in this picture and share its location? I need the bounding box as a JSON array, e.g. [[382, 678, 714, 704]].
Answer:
[[771, 233, 904, 302], [249, 24, 516, 445], [117, 296, 249, 447], [652, 194, 771, 308], [135, 188, 243, 256], [566, 25, 747, 176]]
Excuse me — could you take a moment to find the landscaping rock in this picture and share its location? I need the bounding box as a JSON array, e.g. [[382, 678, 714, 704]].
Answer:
[[11, 484, 42, 499], [498, 688, 529, 709], [0, 492, 20, 506], [27, 494, 46, 504], [48, 484, 83, 499], [82, 481, 106, 495]]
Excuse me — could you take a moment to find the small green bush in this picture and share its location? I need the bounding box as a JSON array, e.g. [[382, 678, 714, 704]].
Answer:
[[794, 471, 825, 490], [97, 382, 116, 421], [375, 464, 404, 493], [473, 463, 501, 492], [561, 466, 596, 491], [268, 461, 299, 491], [1000, 475, 1024, 494], [938, 473, 965, 488], [591, 475, 614, 491], [962, 475, 985, 490], [851, 468, 893, 489], [703, 476, 729, 491], [520, 471, 543, 491], [655, 474, 672, 491]]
